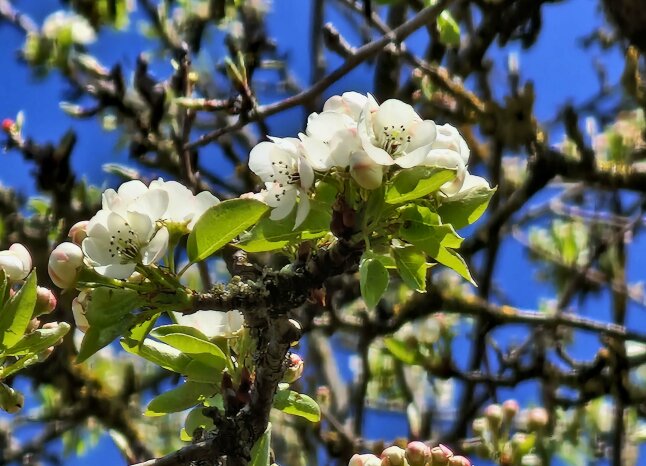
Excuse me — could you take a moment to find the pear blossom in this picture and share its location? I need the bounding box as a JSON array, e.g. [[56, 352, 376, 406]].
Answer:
[[0, 243, 32, 280], [48, 242, 84, 289], [68, 221, 89, 245], [174, 310, 244, 339], [322, 91, 367, 121], [82, 208, 169, 279], [442, 173, 491, 200], [149, 179, 220, 230], [358, 95, 438, 168], [423, 124, 471, 195], [249, 137, 314, 227], [349, 150, 384, 189]]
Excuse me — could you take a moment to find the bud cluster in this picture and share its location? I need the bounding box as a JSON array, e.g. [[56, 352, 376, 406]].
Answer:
[[349, 442, 471, 466]]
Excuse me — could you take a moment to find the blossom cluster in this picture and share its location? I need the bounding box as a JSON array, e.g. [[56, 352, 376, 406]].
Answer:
[[249, 92, 485, 227], [349, 441, 471, 466], [48, 179, 219, 282]]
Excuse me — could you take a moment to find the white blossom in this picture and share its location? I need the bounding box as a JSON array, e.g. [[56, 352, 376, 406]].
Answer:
[[248, 137, 314, 227], [0, 243, 32, 281], [423, 124, 471, 195], [358, 95, 437, 168], [349, 150, 384, 189], [174, 310, 244, 339], [42, 11, 96, 45], [149, 179, 220, 230], [442, 173, 490, 200]]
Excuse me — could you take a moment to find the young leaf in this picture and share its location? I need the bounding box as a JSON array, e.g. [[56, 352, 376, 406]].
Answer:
[[385, 167, 455, 204], [273, 389, 321, 422], [4, 322, 70, 356], [0, 272, 37, 350], [120, 337, 192, 374], [250, 423, 271, 466], [187, 199, 269, 262], [438, 185, 496, 229], [150, 325, 210, 343], [384, 338, 424, 365], [237, 203, 330, 253], [359, 255, 389, 309], [392, 246, 429, 292], [181, 405, 216, 441], [437, 10, 461, 47], [77, 314, 136, 363], [145, 381, 217, 416], [151, 332, 227, 371]]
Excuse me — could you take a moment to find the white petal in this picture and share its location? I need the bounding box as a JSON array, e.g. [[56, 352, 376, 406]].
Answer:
[[395, 144, 432, 168], [306, 112, 355, 141], [9, 244, 32, 274], [189, 191, 220, 229], [407, 119, 437, 151], [0, 253, 26, 280], [374, 99, 420, 131], [298, 156, 315, 190], [86, 210, 111, 239], [159, 181, 195, 222], [117, 180, 149, 203], [294, 189, 310, 229], [350, 150, 384, 189], [82, 237, 115, 266], [95, 263, 137, 280], [129, 189, 169, 221], [424, 148, 464, 170], [269, 189, 297, 221], [249, 142, 280, 181], [141, 227, 169, 265], [299, 134, 332, 170], [125, 211, 154, 242]]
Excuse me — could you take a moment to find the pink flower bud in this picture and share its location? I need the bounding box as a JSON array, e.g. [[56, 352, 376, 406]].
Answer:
[[0, 243, 32, 280], [485, 404, 503, 429], [380, 446, 406, 466], [430, 444, 454, 465], [68, 221, 89, 245], [405, 441, 429, 466], [349, 454, 381, 466], [283, 353, 304, 383], [472, 418, 487, 435], [2, 118, 14, 132], [527, 407, 548, 431], [48, 242, 84, 289], [34, 286, 57, 315], [448, 456, 471, 466], [72, 292, 90, 333], [350, 150, 384, 190], [502, 399, 519, 421]]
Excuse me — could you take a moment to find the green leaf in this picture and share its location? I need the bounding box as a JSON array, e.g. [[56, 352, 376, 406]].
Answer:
[[359, 255, 389, 309], [437, 10, 461, 47], [145, 381, 217, 416], [4, 322, 70, 356], [392, 246, 429, 292], [385, 167, 455, 204], [273, 390, 321, 422], [181, 405, 216, 441], [121, 337, 191, 373], [250, 423, 271, 466], [384, 338, 423, 365], [188, 199, 269, 262], [237, 203, 330, 253], [151, 332, 227, 371], [438, 185, 496, 229], [0, 272, 37, 350], [399, 206, 475, 284], [0, 269, 8, 308], [151, 325, 210, 342], [76, 288, 145, 363]]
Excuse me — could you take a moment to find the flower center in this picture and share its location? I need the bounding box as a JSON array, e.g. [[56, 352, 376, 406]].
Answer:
[[380, 124, 412, 156], [108, 224, 140, 262], [270, 160, 300, 185]]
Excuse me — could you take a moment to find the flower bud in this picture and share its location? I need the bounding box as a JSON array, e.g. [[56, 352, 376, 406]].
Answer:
[[2, 118, 14, 132], [48, 242, 84, 289], [283, 353, 304, 383], [316, 385, 331, 409], [511, 433, 528, 451], [502, 399, 519, 421], [485, 404, 503, 430], [68, 221, 89, 245], [34, 286, 57, 316], [527, 408, 548, 431], [72, 292, 90, 333], [350, 150, 383, 190], [449, 456, 472, 466], [37, 346, 55, 362], [27, 318, 40, 333], [349, 454, 381, 466], [430, 444, 454, 465], [380, 446, 406, 466], [405, 441, 429, 466], [0, 243, 32, 280], [472, 418, 487, 435]]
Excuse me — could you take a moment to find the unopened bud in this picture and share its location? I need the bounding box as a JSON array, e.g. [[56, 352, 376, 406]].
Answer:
[[34, 286, 57, 315], [316, 386, 330, 409], [472, 418, 487, 435], [511, 432, 528, 450], [2, 118, 14, 133], [380, 446, 406, 466], [349, 454, 381, 466], [405, 441, 429, 466], [521, 454, 541, 466], [68, 221, 89, 245], [27, 318, 40, 333], [449, 456, 471, 466], [527, 407, 548, 431], [430, 444, 454, 465], [283, 353, 304, 383], [502, 399, 519, 421], [48, 242, 84, 289], [485, 404, 503, 430]]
